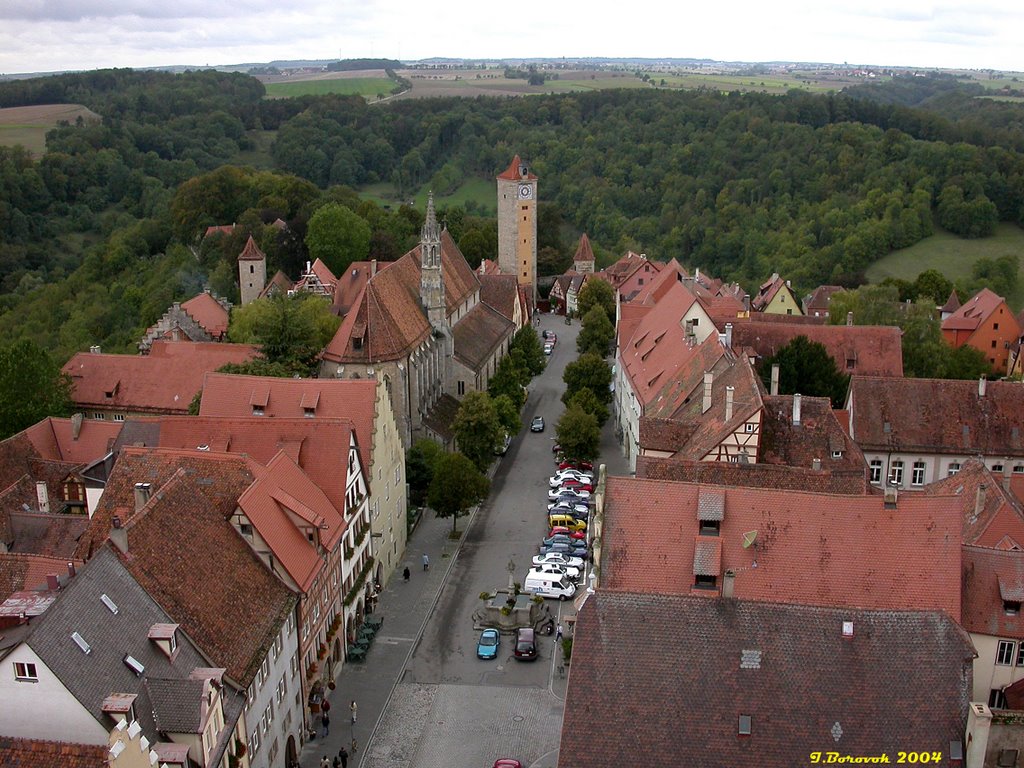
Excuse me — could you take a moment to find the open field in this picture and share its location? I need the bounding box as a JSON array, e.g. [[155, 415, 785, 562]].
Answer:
[[232, 129, 277, 169], [263, 75, 395, 99], [0, 103, 100, 155], [866, 222, 1024, 309], [358, 177, 496, 214]]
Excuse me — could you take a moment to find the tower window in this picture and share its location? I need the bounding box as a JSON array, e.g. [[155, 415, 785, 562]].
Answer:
[[250, 265, 255, 274]]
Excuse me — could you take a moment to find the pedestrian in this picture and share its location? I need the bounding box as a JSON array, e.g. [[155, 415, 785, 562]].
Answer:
[[422, 553, 429, 571], [321, 711, 330, 737], [333, 756, 341, 768], [322, 698, 331, 715], [338, 747, 349, 768], [320, 756, 330, 768], [350, 699, 357, 724], [556, 623, 564, 642], [403, 566, 410, 582]]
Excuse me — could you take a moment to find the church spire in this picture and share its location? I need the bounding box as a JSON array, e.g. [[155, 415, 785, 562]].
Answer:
[[421, 193, 440, 268], [420, 192, 446, 331]]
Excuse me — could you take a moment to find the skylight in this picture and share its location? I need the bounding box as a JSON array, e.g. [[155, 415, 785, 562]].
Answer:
[[100, 594, 119, 614], [72, 631, 92, 654]]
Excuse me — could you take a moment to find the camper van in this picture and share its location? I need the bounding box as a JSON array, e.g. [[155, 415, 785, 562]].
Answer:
[[523, 571, 577, 600]]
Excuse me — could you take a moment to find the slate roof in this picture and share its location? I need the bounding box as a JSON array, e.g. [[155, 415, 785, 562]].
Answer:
[[758, 395, 867, 472], [730, 320, 903, 377], [321, 229, 478, 365], [559, 592, 974, 768], [78, 448, 297, 685], [636, 456, 872, 495], [63, 342, 258, 414], [962, 545, 1024, 640], [198, 373, 377, 474], [0, 737, 106, 768], [847, 376, 1024, 454], [924, 460, 1024, 548], [600, 476, 963, 619], [146, 677, 205, 732], [452, 301, 515, 371], [179, 291, 230, 340], [942, 287, 1004, 332]]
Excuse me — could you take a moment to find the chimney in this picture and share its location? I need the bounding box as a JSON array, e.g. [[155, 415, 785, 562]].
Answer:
[[975, 484, 988, 519], [846, 311, 853, 327], [979, 375, 987, 398], [742, 294, 751, 313], [725, 386, 735, 422], [785, 279, 791, 288], [724, 322, 733, 349], [842, 620, 854, 639], [133, 483, 152, 512], [46, 574, 59, 591], [67, 562, 76, 578], [702, 372, 714, 414], [110, 515, 128, 554], [722, 569, 735, 599], [770, 364, 780, 396], [371, 259, 378, 277], [35, 481, 50, 513], [792, 393, 802, 426], [89, 345, 101, 354], [812, 458, 822, 471], [71, 412, 83, 440]]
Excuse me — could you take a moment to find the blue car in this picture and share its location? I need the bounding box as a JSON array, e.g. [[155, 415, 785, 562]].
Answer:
[[477, 628, 500, 660]]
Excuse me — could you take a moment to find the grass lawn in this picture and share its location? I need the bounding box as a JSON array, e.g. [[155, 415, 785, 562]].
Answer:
[[0, 125, 47, 155], [358, 177, 496, 214], [264, 78, 395, 100], [232, 129, 277, 169], [866, 222, 1024, 309]]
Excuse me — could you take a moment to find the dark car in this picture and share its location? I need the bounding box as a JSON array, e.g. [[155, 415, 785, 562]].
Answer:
[[530, 416, 545, 432], [513, 627, 538, 661], [538, 542, 588, 561]]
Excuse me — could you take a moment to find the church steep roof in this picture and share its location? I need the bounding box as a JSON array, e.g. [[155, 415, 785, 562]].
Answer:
[[237, 235, 265, 262]]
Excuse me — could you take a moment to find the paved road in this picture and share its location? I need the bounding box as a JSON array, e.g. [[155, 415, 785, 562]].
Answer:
[[298, 313, 630, 768]]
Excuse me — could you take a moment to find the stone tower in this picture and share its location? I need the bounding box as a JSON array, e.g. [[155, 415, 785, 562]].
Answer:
[[496, 155, 538, 303], [237, 235, 267, 306], [420, 193, 446, 332]]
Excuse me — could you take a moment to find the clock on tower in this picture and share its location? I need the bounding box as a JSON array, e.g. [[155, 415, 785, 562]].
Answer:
[[518, 183, 533, 200]]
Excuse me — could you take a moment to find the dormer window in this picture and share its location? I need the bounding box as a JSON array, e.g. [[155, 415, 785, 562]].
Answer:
[[304, 408, 315, 418], [353, 336, 363, 350], [148, 624, 180, 660], [252, 406, 264, 416], [694, 574, 717, 590], [1005, 601, 1021, 616], [700, 520, 720, 536]]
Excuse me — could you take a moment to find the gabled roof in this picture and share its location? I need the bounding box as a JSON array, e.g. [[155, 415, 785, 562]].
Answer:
[[802, 284, 844, 314], [180, 291, 230, 339], [5, 511, 89, 559], [636, 456, 872, 495], [293, 258, 337, 296], [601, 476, 963, 619], [331, 260, 388, 318], [478, 273, 520, 324], [321, 229, 478, 364], [572, 233, 595, 265], [452, 301, 515, 371], [114, 415, 358, 521], [77, 449, 295, 686], [496, 154, 537, 181], [924, 459, 1024, 548], [759, 395, 867, 472], [204, 224, 235, 239], [625, 258, 687, 306], [63, 342, 258, 414], [750, 272, 797, 312], [20, 417, 122, 466], [560, 593, 974, 768], [236, 235, 265, 261], [260, 270, 294, 299], [962, 545, 1024, 639], [731, 320, 904, 377], [198, 373, 377, 472], [0, 737, 106, 768], [941, 287, 1005, 332], [643, 332, 730, 418], [0, 553, 78, 603], [847, 376, 1024, 454], [422, 393, 460, 444]]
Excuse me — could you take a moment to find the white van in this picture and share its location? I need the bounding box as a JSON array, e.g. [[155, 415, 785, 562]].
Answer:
[[523, 571, 577, 600]]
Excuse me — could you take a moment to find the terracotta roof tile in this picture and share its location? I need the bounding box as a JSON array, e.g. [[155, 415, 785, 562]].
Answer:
[[6, 511, 89, 558], [560, 593, 974, 768], [452, 301, 515, 371], [636, 456, 873, 494], [601, 476, 962, 619], [572, 233, 595, 265], [941, 289, 961, 314], [180, 292, 230, 339], [0, 737, 106, 768], [478, 273, 520, 323], [803, 285, 845, 315], [962, 545, 1024, 639], [759, 395, 867, 472], [731, 320, 903, 377], [330, 260, 388, 317], [923, 459, 1024, 547], [63, 342, 258, 415], [496, 154, 537, 181], [750, 272, 790, 311], [0, 553, 78, 602], [941, 287, 1004, 332], [237, 234, 265, 261]]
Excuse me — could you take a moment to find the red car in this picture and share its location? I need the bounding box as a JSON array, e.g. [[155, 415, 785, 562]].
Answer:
[[559, 460, 594, 472], [549, 526, 586, 540], [559, 479, 594, 493], [494, 761, 523, 768]]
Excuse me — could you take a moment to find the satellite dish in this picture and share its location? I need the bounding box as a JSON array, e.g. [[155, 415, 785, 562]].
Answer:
[[741, 530, 758, 549]]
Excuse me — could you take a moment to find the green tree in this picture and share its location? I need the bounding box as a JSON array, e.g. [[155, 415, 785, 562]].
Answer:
[[228, 294, 338, 375], [305, 202, 371, 277], [576, 305, 615, 357], [944, 344, 992, 380], [493, 394, 521, 438], [566, 387, 609, 427], [407, 438, 445, 507], [563, 352, 613, 406], [427, 451, 490, 535], [0, 339, 73, 439], [576, 279, 616, 325], [509, 325, 546, 377], [899, 300, 949, 378], [487, 355, 527, 410], [453, 391, 502, 471], [759, 335, 851, 408], [555, 404, 600, 463]]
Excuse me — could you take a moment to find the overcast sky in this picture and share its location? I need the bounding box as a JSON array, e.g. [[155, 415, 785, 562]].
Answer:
[[1, 0, 1022, 75]]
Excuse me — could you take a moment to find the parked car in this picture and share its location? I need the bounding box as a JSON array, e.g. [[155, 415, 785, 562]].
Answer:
[[558, 460, 594, 472], [549, 471, 594, 487], [543, 343, 553, 356], [538, 542, 589, 561], [494, 761, 523, 768], [493, 433, 512, 456], [532, 561, 581, 580], [547, 500, 591, 516], [533, 551, 585, 569], [547, 486, 591, 501], [513, 628, 538, 661], [530, 416, 545, 432], [477, 628, 500, 660], [549, 525, 586, 540], [548, 514, 587, 530], [557, 479, 594, 493]]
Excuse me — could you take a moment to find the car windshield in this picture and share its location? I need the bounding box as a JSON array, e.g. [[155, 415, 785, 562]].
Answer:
[[480, 634, 497, 646]]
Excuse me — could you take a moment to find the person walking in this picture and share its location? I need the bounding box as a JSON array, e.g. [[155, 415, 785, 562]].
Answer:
[[350, 699, 357, 724], [422, 553, 430, 571], [333, 756, 341, 768], [321, 711, 330, 737], [403, 566, 410, 582], [320, 756, 330, 768], [555, 623, 564, 642], [338, 747, 349, 768]]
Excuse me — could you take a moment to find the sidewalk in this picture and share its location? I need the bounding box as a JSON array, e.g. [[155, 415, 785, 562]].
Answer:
[[296, 506, 464, 768]]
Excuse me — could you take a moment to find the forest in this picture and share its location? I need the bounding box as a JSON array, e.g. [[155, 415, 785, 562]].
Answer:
[[1, 69, 1024, 365]]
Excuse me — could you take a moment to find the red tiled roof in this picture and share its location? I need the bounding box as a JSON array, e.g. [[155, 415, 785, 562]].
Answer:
[[941, 287, 1004, 332], [204, 224, 235, 238], [0, 553, 78, 602], [803, 285, 845, 314], [198, 373, 377, 473], [260, 270, 294, 299], [180, 292, 230, 339], [731, 320, 904, 377], [941, 289, 961, 314], [63, 342, 258, 415], [924, 460, 1024, 548], [6, 511, 89, 559], [560, 593, 973, 768], [496, 154, 537, 181], [750, 272, 795, 312], [601, 476, 962, 619], [643, 333, 730, 418], [962, 545, 1024, 639], [331, 261, 388, 317], [572, 234, 595, 265], [625, 259, 687, 306], [636, 456, 873, 494], [848, 376, 1024, 454], [237, 234, 265, 261], [759, 395, 867, 472], [478, 273, 520, 324], [0, 737, 106, 768]]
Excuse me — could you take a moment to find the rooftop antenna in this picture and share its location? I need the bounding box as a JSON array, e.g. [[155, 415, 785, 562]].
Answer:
[[741, 530, 758, 549]]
